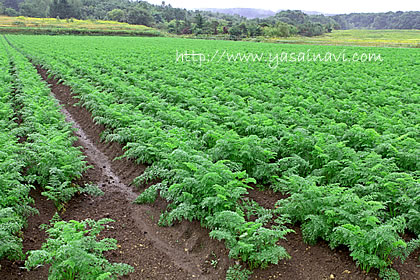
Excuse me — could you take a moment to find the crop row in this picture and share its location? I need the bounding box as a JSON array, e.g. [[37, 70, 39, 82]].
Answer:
[[7, 35, 419, 278], [0, 36, 87, 262], [0, 37, 34, 261]]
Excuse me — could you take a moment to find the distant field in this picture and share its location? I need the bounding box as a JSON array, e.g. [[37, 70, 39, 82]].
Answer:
[[0, 16, 162, 36], [0, 16, 418, 47], [262, 29, 420, 47]]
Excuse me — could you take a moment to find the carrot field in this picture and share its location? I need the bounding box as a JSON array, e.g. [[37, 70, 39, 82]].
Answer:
[[0, 35, 419, 280]]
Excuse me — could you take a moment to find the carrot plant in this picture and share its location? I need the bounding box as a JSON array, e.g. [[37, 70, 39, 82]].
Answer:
[[25, 216, 134, 280]]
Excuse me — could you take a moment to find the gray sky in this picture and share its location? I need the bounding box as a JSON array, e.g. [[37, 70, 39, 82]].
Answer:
[[146, 0, 420, 14]]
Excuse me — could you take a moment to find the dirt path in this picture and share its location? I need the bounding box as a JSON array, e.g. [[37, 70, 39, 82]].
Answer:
[[1, 64, 418, 280]]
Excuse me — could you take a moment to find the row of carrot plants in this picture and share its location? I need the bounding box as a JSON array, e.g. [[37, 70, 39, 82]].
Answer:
[[0, 36, 88, 262]]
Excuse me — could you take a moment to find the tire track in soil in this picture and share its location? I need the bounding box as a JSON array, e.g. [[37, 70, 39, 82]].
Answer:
[[32, 65, 233, 280], [60, 101, 137, 201]]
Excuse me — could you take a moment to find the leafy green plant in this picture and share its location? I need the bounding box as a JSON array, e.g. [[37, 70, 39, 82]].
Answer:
[[331, 221, 406, 273], [210, 252, 219, 268], [393, 238, 420, 264], [25, 218, 134, 280], [378, 268, 400, 280], [209, 211, 292, 269], [225, 264, 252, 280], [80, 183, 104, 197]]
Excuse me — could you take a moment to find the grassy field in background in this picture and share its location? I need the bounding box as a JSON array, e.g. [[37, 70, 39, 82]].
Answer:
[[262, 29, 420, 47], [0, 16, 162, 36], [0, 16, 418, 47]]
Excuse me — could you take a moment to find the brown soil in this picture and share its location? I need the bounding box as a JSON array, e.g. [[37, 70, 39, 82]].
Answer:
[[0, 65, 418, 280]]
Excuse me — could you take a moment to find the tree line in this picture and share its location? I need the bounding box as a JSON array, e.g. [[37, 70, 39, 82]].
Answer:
[[332, 12, 420, 30], [0, 0, 419, 38]]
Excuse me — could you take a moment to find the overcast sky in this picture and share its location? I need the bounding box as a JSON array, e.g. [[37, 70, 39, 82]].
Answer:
[[146, 0, 420, 14]]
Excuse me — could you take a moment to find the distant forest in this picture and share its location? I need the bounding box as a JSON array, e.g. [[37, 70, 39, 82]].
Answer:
[[1, 0, 419, 37], [333, 12, 420, 30]]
